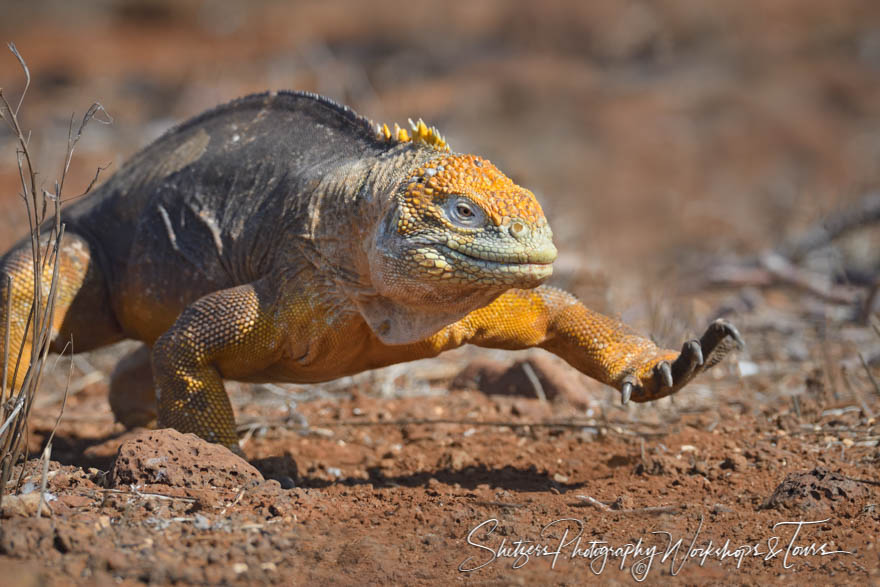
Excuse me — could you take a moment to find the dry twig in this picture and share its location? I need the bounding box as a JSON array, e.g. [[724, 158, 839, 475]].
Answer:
[[707, 253, 860, 305], [779, 192, 880, 261], [521, 361, 547, 403], [576, 494, 612, 511], [0, 44, 106, 507], [97, 486, 198, 503], [859, 352, 880, 399], [575, 494, 680, 515]]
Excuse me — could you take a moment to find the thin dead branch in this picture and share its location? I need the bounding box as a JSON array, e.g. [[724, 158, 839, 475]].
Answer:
[[780, 191, 880, 261], [218, 487, 248, 516], [7, 42, 30, 119], [1, 275, 10, 402], [0, 45, 106, 508], [859, 352, 880, 398], [859, 280, 879, 323], [577, 493, 612, 511], [706, 253, 860, 305], [521, 361, 547, 403], [575, 494, 680, 515], [57, 103, 111, 201], [36, 443, 51, 519], [700, 192, 880, 315], [840, 365, 874, 419], [97, 487, 198, 504], [305, 417, 605, 430], [242, 417, 671, 441], [61, 161, 112, 204]]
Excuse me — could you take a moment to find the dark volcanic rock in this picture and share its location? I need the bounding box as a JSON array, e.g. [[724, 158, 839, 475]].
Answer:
[[762, 467, 870, 512]]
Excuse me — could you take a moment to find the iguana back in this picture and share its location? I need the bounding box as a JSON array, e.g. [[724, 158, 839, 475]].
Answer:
[[67, 91, 388, 304]]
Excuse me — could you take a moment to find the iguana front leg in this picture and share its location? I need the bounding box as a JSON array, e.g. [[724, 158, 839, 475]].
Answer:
[[151, 280, 284, 451], [437, 286, 743, 403]]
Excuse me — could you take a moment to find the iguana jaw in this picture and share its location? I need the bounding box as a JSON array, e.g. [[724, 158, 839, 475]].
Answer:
[[439, 224, 558, 267], [394, 219, 557, 288], [441, 247, 553, 276], [430, 240, 556, 284]]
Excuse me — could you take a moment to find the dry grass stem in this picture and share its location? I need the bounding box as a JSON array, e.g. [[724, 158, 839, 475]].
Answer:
[[860, 352, 880, 398], [521, 361, 547, 403], [575, 494, 680, 515], [0, 44, 105, 508], [780, 191, 880, 261]]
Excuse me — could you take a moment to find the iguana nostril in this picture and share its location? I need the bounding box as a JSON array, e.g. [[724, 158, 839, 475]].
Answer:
[[511, 222, 526, 238]]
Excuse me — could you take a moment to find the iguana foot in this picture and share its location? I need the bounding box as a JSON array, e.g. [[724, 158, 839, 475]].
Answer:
[[109, 344, 157, 429], [621, 319, 744, 404]]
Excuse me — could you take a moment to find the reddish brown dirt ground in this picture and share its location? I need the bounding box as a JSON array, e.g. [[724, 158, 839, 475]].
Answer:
[[1, 1, 879, 584]]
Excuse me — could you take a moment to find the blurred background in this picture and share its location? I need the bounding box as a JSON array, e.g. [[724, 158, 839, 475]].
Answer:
[[1, 0, 879, 406]]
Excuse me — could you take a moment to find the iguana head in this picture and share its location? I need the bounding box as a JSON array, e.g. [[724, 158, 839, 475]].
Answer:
[[362, 150, 557, 344], [392, 153, 556, 288]]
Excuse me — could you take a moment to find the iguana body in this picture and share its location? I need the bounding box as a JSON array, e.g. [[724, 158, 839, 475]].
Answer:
[[1, 91, 742, 451]]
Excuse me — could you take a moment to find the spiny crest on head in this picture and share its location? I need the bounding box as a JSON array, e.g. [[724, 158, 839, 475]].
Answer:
[[375, 118, 450, 151], [398, 154, 546, 232]]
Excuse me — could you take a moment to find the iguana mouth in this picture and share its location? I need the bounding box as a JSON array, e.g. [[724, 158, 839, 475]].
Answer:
[[438, 245, 555, 272], [438, 235, 557, 267]]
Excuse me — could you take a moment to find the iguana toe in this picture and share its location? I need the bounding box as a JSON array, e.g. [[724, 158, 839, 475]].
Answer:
[[622, 319, 744, 403], [699, 319, 745, 369], [656, 360, 674, 388], [621, 376, 637, 405]]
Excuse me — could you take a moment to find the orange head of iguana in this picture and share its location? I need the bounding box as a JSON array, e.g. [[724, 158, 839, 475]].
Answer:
[[369, 152, 557, 310]]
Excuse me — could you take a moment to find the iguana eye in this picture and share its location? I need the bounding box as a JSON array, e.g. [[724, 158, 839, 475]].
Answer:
[[445, 197, 485, 228]]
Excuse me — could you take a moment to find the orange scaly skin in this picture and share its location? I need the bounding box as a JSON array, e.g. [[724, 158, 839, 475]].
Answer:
[[0, 91, 743, 453]]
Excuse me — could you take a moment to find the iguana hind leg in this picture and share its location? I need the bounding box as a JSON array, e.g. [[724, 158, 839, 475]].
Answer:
[[1, 232, 121, 392], [109, 344, 156, 428]]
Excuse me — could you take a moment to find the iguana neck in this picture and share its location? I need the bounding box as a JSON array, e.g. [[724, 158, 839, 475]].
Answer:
[[298, 144, 506, 345], [292, 143, 438, 291]]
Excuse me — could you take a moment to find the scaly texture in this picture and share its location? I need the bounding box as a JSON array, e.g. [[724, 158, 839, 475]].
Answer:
[[0, 91, 743, 453]]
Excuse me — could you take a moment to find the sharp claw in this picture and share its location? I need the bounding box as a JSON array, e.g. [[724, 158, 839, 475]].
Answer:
[[658, 361, 673, 388], [725, 323, 746, 349], [687, 340, 704, 366], [621, 382, 632, 405], [711, 318, 745, 349]]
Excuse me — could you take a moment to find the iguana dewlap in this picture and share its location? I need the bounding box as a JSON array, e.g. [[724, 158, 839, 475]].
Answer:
[[0, 91, 743, 451]]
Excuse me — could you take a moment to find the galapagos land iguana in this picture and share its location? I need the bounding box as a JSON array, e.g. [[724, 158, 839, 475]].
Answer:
[[0, 91, 744, 452]]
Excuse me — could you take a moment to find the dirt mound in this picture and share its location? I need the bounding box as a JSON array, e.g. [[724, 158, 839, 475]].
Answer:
[[109, 429, 263, 490], [762, 467, 871, 513], [452, 354, 584, 402]]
